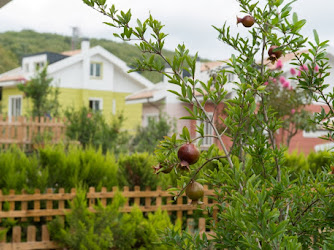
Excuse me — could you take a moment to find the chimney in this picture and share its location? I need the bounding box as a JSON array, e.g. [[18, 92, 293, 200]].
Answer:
[[81, 38, 90, 52]]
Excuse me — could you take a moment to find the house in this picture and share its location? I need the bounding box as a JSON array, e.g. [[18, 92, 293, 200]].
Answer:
[[0, 40, 154, 132], [126, 49, 334, 154]]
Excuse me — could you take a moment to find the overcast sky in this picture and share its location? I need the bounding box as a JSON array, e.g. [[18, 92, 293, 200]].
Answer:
[[0, 0, 333, 60]]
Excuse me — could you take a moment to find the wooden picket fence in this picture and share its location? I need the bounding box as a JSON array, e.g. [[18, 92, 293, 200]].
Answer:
[[0, 186, 218, 250], [0, 115, 66, 150]]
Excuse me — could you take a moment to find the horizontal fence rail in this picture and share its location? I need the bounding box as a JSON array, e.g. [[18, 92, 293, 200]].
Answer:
[[0, 115, 66, 150], [0, 186, 218, 249]]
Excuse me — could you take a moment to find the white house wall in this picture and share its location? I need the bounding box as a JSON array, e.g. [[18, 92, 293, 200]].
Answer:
[[50, 62, 83, 89], [113, 69, 144, 93]]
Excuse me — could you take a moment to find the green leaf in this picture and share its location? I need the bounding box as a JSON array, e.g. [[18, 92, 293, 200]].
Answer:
[[313, 29, 320, 45], [182, 126, 191, 141]]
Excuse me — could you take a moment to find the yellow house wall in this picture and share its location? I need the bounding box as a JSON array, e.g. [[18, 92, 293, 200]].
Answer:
[[1, 86, 31, 116], [1, 86, 142, 132], [79, 89, 142, 132]]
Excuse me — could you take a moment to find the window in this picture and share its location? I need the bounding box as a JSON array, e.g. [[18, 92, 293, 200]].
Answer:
[[89, 98, 103, 112], [34, 62, 45, 70], [90, 62, 102, 78], [144, 113, 159, 127], [9, 96, 22, 118], [227, 73, 234, 82], [24, 63, 30, 72], [197, 113, 214, 147]]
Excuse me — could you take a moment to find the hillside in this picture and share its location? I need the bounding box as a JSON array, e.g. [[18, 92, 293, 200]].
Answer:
[[0, 30, 179, 83]]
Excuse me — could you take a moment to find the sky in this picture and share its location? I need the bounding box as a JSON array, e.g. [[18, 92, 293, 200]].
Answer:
[[0, 0, 333, 61]]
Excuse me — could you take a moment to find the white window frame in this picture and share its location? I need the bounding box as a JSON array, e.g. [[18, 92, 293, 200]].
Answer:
[[144, 113, 159, 127], [8, 95, 22, 119], [227, 73, 234, 82], [112, 99, 116, 115], [303, 130, 328, 138], [90, 62, 103, 79], [89, 98, 103, 112], [197, 112, 214, 147]]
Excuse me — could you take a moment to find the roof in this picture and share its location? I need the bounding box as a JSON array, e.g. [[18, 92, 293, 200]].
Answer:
[[0, 75, 25, 83], [61, 50, 81, 56], [0, 45, 155, 89], [22, 51, 69, 65], [126, 82, 166, 103]]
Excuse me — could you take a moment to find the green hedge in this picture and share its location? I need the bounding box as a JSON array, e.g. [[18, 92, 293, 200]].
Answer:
[[0, 145, 174, 193]]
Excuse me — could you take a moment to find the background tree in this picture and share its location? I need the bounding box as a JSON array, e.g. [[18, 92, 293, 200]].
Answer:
[[265, 65, 316, 147], [64, 106, 129, 154], [85, 0, 334, 248], [18, 65, 60, 120], [130, 113, 175, 153]]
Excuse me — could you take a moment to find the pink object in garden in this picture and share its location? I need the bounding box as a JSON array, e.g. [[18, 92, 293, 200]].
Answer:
[[272, 78, 277, 83], [291, 109, 296, 114], [290, 68, 296, 75], [300, 64, 308, 71], [276, 60, 283, 70], [87, 113, 92, 118], [264, 81, 268, 85], [279, 76, 286, 84], [283, 81, 290, 88], [315, 65, 319, 72]]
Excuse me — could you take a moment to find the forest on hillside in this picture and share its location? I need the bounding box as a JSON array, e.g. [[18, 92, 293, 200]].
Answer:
[[0, 30, 181, 83]]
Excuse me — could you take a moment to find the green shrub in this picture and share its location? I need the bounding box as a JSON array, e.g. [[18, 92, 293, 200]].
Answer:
[[118, 152, 173, 190], [64, 106, 129, 154], [39, 144, 118, 191], [307, 151, 333, 174], [0, 146, 48, 193], [48, 189, 174, 249], [284, 151, 309, 177]]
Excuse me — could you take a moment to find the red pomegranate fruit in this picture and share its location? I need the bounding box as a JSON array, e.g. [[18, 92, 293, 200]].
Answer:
[[177, 143, 200, 169], [237, 15, 255, 28], [268, 45, 283, 63], [186, 181, 204, 204]]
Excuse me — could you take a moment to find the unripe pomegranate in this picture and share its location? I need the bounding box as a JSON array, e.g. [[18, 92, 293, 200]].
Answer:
[[268, 45, 283, 63], [177, 143, 200, 169], [186, 181, 204, 204], [237, 15, 255, 28]]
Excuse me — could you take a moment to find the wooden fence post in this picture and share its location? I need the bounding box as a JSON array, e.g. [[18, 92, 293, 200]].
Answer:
[[134, 186, 140, 206], [27, 225, 36, 242], [46, 188, 53, 221], [145, 187, 151, 209], [42, 225, 50, 242], [34, 189, 40, 222], [101, 187, 107, 207], [21, 189, 28, 222], [12, 226, 21, 243]]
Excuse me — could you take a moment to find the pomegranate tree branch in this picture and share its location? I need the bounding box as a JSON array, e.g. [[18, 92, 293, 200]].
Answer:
[[174, 155, 227, 200]]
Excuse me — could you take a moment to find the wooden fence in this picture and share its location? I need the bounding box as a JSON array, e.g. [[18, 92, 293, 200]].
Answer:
[[0, 186, 218, 250], [0, 115, 66, 150]]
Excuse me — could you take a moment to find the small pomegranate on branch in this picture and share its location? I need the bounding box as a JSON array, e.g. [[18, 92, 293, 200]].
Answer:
[[268, 45, 283, 63], [237, 15, 255, 28], [177, 143, 200, 171], [186, 180, 204, 205]]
